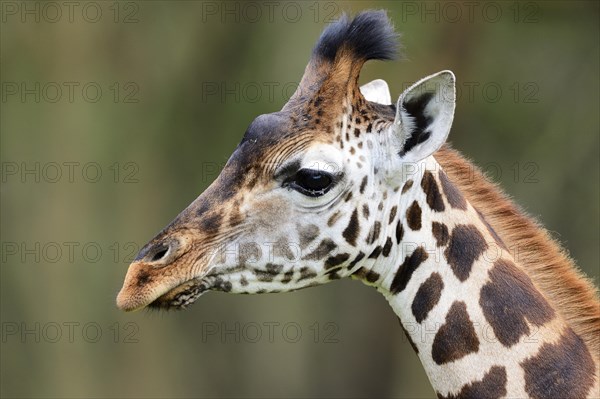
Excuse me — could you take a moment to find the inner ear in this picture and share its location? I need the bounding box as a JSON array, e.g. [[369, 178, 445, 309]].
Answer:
[[399, 92, 435, 156], [392, 70, 456, 163]]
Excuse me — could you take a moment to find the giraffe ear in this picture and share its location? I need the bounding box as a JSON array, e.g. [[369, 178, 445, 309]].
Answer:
[[392, 70, 456, 162], [360, 79, 392, 105]]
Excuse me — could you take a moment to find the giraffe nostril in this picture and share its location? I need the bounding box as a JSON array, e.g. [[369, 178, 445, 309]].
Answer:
[[134, 236, 181, 264], [149, 245, 170, 262]]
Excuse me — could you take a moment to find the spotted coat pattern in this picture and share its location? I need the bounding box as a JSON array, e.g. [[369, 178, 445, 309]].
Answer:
[[117, 10, 599, 399]]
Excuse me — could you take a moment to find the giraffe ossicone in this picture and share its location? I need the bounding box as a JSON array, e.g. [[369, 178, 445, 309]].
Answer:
[[117, 10, 599, 398]]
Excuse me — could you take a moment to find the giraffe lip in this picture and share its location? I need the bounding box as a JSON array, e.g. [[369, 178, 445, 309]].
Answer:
[[148, 278, 211, 310]]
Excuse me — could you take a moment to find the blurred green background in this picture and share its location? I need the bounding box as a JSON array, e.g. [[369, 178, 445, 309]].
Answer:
[[1, 1, 598, 398]]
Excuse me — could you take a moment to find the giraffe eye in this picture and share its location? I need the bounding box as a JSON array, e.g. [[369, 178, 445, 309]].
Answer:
[[285, 169, 334, 197]]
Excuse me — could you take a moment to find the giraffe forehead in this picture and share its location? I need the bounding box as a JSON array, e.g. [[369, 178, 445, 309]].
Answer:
[[240, 112, 290, 143], [229, 112, 336, 178]]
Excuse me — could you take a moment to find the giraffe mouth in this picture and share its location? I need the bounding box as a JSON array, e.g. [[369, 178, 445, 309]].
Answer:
[[148, 278, 211, 310]]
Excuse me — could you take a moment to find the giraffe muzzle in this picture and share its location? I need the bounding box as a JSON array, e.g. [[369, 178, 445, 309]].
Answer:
[[116, 260, 213, 311], [116, 229, 215, 311]]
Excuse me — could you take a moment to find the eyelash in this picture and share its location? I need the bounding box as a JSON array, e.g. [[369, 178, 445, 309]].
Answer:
[[283, 168, 337, 197]]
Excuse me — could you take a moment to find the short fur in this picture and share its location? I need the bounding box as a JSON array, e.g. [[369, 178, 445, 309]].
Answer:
[[435, 144, 600, 359]]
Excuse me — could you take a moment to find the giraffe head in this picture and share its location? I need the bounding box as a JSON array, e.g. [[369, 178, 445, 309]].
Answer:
[[116, 10, 456, 312]]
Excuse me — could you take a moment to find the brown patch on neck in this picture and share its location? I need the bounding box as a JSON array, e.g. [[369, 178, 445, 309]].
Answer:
[[435, 144, 600, 362]]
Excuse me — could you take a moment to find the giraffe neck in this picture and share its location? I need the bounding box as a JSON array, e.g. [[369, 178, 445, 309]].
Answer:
[[354, 156, 596, 398]]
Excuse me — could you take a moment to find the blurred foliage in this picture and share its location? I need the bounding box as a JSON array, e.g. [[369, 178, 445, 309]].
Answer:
[[1, 1, 598, 398]]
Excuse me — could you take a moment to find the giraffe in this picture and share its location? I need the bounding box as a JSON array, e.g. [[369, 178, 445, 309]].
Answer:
[[116, 11, 600, 398]]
